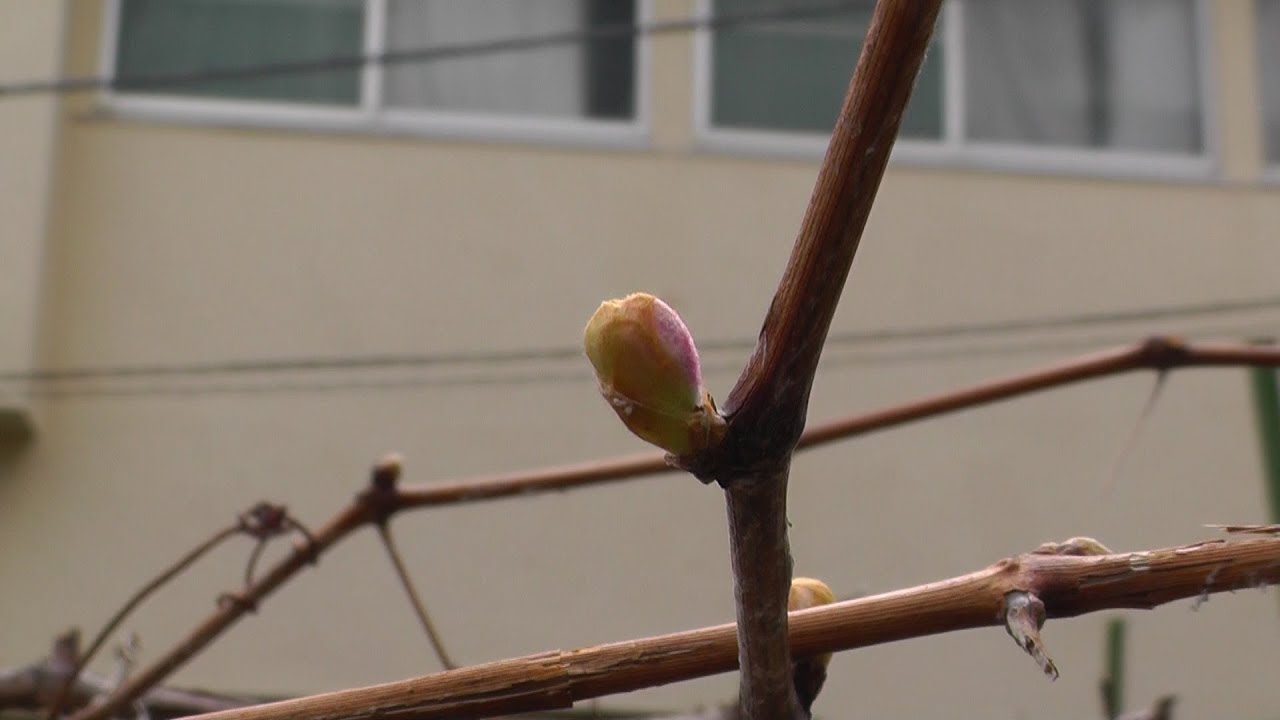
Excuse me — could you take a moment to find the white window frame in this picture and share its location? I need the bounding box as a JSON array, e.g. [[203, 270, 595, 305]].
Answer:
[[98, 0, 653, 150], [693, 0, 1219, 181]]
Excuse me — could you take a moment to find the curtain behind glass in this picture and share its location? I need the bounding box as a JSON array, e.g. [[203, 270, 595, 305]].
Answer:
[[710, 0, 943, 138], [964, 0, 1201, 153], [116, 0, 363, 105], [1259, 0, 1280, 164], [385, 0, 631, 119]]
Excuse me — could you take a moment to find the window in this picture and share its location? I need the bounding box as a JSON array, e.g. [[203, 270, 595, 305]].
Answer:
[[384, 1, 635, 120], [708, 0, 942, 140], [108, 0, 643, 141], [700, 0, 1210, 173], [1259, 0, 1280, 168], [115, 0, 365, 106]]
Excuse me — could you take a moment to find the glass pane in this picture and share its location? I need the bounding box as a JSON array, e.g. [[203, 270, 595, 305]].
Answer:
[[710, 0, 942, 139], [115, 0, 363, 106], [384, 0, 636, 120], [964, 0, 1202, 153], [1259, 0, 1280, 164]]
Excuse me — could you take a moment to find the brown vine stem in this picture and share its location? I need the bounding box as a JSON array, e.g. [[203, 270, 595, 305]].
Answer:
[[794, 337, 1264, 447], [719, 470, 798, 718], [47, 523, 242, 719], [70, 338, 1280, 720], [386, 340, 1280, 511], [717, 0, 942, 443], [184, 535, 1280, 720], [697, 0, 943, 709], [70, 503, 373, 720], [376, 522, 457, 670]]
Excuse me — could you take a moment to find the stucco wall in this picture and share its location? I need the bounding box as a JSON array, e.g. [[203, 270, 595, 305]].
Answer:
[[0, 1, 64, 441]]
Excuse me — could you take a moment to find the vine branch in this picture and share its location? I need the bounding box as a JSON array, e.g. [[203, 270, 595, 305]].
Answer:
[[68, 338, 1280, 720], [47, 524, 241, 718], [376, 522, 457, 670], [383, 340, 1280, 512], [184, 535, 1280, 720]]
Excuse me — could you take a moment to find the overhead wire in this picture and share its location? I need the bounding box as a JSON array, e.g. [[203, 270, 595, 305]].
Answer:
[[1, 293, 1278, 385], [0, 1, 866, 98], [13, 321, 1278, 400]]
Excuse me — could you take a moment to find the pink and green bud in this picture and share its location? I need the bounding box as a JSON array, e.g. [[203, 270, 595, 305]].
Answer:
[[583, 293, 724, 456]]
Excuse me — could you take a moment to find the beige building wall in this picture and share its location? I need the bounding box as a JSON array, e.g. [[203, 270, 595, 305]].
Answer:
[[2, 1, 1279, 718], [0, 2, 65, 443]]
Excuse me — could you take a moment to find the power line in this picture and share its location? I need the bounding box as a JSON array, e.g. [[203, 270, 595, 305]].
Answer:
[[1, 293, 1277, 385], [817, 292, 1280, 347], [12, 322, 1277, 400], [0, 1, 865, 98]]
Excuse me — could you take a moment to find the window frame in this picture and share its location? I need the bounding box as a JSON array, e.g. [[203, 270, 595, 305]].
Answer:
[[99, 0, 653, 149], [1260, 0, 1280, 181], [693, 0, 1220, 181]]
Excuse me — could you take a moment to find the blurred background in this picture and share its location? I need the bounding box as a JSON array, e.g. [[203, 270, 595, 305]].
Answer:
[[3, 1, 1280, 718]]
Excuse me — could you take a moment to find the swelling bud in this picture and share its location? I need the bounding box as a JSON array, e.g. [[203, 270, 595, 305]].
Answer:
[[583, 293, 725, 456], [789, 577, 837, 667], [789, 576, 836, 713]]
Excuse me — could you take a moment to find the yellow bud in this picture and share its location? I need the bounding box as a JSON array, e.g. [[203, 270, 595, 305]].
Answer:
[[789, 577, 837, 611], [789, 577, 836, 668]]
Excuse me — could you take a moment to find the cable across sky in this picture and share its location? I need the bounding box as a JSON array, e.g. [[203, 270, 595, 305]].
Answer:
[[0, 1, 866, 98], [11, 320, 1278, 400], [1, 293, 1277, 386]]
